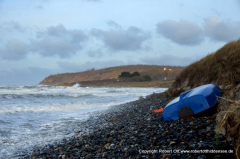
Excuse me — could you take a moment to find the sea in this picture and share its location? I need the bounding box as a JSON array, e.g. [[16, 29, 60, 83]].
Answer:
[[0, 84, 167, 158]]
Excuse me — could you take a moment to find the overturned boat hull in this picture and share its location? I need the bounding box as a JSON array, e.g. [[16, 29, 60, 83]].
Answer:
[[163, 84, 221, 121]]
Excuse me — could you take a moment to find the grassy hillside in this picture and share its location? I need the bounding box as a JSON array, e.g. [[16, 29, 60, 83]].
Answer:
[[40, 65, 183, 86], [168, 39, 240, 97]]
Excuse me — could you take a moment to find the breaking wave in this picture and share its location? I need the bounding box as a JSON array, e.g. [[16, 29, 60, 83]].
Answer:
[[0, 85, 167, 158]]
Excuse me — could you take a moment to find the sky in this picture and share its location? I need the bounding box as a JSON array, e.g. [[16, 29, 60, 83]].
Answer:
[[0, 0, 240, 85]]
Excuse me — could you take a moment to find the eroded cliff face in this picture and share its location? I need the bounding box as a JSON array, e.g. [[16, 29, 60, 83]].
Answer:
[[40, 65, 183, 86], [216, 84, 240, 158], [166, 39, 240, 156]]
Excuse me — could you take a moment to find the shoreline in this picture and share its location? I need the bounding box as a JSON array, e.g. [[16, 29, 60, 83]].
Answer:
[[27, 93, 235, 159], [50, 80, 174, 88]]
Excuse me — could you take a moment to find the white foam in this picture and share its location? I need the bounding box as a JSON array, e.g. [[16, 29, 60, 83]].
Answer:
[[0, 99, 131, 114], [0, 86, 168, 158], [72, 83, 80, 87]]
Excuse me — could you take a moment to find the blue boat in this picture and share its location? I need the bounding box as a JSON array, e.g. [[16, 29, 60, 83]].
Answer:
[[163, 84, 221, 121]]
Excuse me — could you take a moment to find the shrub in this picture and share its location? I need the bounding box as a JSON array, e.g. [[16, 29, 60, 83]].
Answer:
[[119, 72, 131, 78], [130, 71, 141, 77], [118, 71, 152, 82], [143, 75, 152, 82]]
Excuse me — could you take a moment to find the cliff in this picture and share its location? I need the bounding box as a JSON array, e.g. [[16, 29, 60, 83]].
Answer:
[[39, 65, 183, 86]]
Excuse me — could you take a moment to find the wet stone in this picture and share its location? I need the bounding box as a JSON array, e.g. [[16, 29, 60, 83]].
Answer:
[[26, 93, 235, 159]]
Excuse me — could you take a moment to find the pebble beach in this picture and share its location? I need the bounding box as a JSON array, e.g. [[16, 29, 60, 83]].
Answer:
[[27, 93, 235, 159]]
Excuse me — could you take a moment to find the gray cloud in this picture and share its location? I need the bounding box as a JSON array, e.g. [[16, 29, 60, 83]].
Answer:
[[106, 20, 121, 29], [140, 54, 197, 66], [31, 24, 88, 57], [8, 21, 26, 32], [0, 21, 25, 33], [204, 17, 240, 42], [46, 24, 68, 37], [91, 24, 151, 51], [0, 39, 29, 60], [156, 20, 204, 45]]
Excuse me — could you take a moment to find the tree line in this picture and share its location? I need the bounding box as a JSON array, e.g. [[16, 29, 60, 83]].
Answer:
[[118, 71, 152, 82]]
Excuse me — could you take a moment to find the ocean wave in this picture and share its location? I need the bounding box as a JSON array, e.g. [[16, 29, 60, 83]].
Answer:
[[0, 86, 168, 159], [0, 93, 94, 99], [0, 100, 127, 114]]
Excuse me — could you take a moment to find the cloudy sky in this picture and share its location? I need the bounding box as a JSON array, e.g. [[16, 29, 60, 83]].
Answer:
[[0, 0, 240, 85]]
